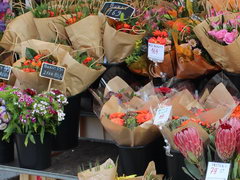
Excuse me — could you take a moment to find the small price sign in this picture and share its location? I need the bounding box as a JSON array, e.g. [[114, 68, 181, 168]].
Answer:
[[154, 106, 172, 125], [100, 2, 135, 20], [40, 63, 65, 81], [206, 162, 230, 180], [0, 64, 12, 80], [148, 43, 165, 63]]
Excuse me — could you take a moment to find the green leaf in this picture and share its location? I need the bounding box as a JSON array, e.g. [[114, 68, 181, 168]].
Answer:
[[184, 158, 202, 179], [29, 134, 36, 144], [120, 13, 125, 21], [182, 167, 196, 180], [207, 145, 212, 162], [40, 127, 45, 144], [25, 47, 38, 60]]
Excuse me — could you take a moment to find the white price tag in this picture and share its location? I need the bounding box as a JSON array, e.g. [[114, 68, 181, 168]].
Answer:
[[154, 106, 172, 125], [206, 162, 231, 180], [148, 42, 165, 63]]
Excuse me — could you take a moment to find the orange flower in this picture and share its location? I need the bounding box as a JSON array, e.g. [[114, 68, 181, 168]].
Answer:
[[111, 118, 124, 126], [165, 20, 175, 28], [136, 110, 149, 114], [167, 10, 178, 18], [136, 112, 153, 124], [109, 112, 126, 119], [153, 30, 168, 38], [34, 54, 43, 61], [148, 37, 167, 45]]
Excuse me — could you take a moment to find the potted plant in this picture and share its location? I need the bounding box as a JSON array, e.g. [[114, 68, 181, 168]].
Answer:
[[0, 86, 68, 170], [0, 85, 14, 163]]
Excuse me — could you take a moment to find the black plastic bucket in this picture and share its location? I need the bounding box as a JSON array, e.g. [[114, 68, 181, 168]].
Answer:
[[52, 93, 81, 151], [166, 149, 192, 180], [223, 70, 240, 91], [15, 133, 52, 170], [117, 137, 167, 176], [0, 131, 14, 163]]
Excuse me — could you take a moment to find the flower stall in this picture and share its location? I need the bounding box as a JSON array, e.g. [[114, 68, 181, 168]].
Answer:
[[0, 0, 239, 180]]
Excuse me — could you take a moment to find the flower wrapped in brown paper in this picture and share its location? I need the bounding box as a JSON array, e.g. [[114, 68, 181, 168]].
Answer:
[[193, 13, 240, 73], [62, 50, 106, 96], [78, 159, 116, 180], [65, 15, 103, 60], [208, 0, 240, 11], [12, 39, 69, 94], [0, 12, 40, 51], [127, 54, 149, 77], [172, 18, 219, 79], [160, 83, 237, 150], [118, 161, 164, 180], [33, 14, 70, 43], [103, 20, 145, 63], [100, 95, 160, 147]]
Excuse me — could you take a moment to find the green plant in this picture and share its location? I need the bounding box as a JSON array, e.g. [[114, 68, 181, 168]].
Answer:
[[1, 87, 68, 146]]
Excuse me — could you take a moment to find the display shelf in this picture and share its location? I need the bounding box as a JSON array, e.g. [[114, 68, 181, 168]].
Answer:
[[0, 139, 118, 180]]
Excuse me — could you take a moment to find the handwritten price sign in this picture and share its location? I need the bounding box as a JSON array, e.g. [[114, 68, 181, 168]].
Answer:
[[206, 162, 230, 180], [153, 106, 172, 125], [148, 43, 165, 63]]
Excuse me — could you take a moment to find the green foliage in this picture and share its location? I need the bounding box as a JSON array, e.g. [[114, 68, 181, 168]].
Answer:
[[25, 48, 38, 60], [73, 52, 102, 70], [125, 40, 145, 65], [0, 87, 67, 146]]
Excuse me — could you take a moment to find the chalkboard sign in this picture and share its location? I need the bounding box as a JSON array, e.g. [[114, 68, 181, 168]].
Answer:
[[0, 64, 12, 80], [40, 63, 65, 81], [100, 2, 135, 20]]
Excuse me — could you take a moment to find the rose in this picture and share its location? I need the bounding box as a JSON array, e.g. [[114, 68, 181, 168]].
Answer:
[[208, 30, 217, 38], [223, 30, 239, 44]]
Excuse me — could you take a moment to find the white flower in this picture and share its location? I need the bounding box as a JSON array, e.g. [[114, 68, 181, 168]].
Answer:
[[57, 109, 65, 121], [193, 48, 202, 56], [188, 39, 197, 48]]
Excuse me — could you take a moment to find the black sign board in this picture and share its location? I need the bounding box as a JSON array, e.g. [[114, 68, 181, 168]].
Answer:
[[100, 2, 135, 20], [0, 64, 12, 80], [40, 63, 65, 81]]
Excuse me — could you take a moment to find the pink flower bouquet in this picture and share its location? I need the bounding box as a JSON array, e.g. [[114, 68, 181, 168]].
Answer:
[[194, 13, 240, 73]]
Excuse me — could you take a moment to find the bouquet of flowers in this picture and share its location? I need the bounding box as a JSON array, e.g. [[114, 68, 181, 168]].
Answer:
[[0, 87, 68, 145], [103, 13, 146, 63], [64, 1, 103, 59], [172, 18, 219, 79], [194, 13, 240, 73], [173, 116, 240, 180], [12, 39, 69, 93], [32, 1, 71, 42]]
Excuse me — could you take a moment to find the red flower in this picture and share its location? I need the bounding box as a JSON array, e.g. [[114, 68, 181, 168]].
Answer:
[[111, 118, 124, 126], [215, 123, 237, 161], [23, 88, 37, 96], [48, 10, 55, 17], [83, 57, 93, 65], [174, 127, 203, 164], [155, 87, 172, 94], [153, 30, 162, 37]]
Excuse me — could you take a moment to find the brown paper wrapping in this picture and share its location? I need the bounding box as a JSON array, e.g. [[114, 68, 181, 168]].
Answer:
[[62, 52, 106, 96], [0, 12, 39, 51], [208, 0, 240, 11], [149, 50, 176, 78], [13, 39, 69, 93], [78, 159, 116, 180], [103, 21, 145, 63], [161, 83, 236, 150], [129, 161, 164, 180], [65, 15, 103, 59], [193, 14, 240, 73], [33, 15, 68, 42], [100, 96, 160, 147], [103, 76, 134, 97]]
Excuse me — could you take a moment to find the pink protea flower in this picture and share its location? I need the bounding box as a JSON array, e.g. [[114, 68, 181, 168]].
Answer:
[[215, 123, 237, 161], [174, 127, 203, 164]]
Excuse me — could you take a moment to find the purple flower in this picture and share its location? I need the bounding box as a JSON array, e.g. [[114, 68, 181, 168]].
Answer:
[[0, 2, 9, 13], [0, 20, 6, 32], [18, 94, 34, 106], [215, 29, 228, 42], [31, 117, 36, 123]]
